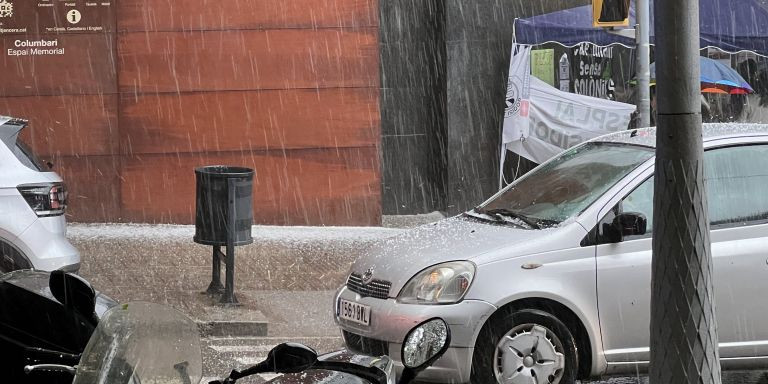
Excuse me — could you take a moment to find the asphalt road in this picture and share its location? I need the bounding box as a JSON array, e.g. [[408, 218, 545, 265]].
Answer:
[[199, 331, 768, 384], [201, 335, 344, 383], [199, 290, 768, 384]]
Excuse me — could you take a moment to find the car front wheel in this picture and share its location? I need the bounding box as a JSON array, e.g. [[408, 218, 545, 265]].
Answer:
[[471, 308, 578, 384]]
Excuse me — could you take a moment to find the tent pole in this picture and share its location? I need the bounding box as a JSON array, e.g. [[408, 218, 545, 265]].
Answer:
[[636, 0, 651, 127]]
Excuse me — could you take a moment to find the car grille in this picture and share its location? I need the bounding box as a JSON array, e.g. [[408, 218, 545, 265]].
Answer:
[[343, 330, 389, 356], [346, 272, 391, 299]]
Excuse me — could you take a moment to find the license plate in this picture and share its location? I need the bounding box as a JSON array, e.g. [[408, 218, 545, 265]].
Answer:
[[337, 298, 371, 326]]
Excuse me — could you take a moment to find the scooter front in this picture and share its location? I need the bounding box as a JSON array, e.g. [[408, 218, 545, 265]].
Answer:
[[70, 301, 203, 384], [211, 317, 451, 384], [25, 301, 202, 384]]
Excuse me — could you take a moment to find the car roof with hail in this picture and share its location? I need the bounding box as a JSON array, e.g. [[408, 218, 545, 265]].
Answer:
[[591, 123, 768, 148]]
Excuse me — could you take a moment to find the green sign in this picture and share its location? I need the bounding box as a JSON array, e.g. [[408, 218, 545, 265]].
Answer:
[[531, 49, 555, 86]]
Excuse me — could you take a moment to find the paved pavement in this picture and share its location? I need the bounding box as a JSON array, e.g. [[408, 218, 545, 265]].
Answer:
[[201, 290, 343, 381], [69, 222, 395, 381], [70, 223, 404, 336]]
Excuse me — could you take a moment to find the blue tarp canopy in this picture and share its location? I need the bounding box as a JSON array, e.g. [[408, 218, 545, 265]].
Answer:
[[514, 0, 768, 55]]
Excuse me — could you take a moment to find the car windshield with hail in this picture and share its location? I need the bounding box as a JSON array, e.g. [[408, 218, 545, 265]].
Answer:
[[477, 142, 654, 227]]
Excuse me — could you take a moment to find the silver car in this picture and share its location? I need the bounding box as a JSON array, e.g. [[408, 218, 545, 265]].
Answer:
[[334, 123, 768, 384]]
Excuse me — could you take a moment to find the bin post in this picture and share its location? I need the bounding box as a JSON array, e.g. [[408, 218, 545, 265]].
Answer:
[[221, 242, 237, 304], [220, 177, 239, 305], [205, 246, 224, 295]]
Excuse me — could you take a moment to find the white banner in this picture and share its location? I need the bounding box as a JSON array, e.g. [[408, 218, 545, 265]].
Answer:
[[503, 44, 532, 145], [501, 44, 636, 167]]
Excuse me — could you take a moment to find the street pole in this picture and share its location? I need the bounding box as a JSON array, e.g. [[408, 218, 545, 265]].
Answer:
[[636, 0, 651, 127], [651, 0, 721, 384]]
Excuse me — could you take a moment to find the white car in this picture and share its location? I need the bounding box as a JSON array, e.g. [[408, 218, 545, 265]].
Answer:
[[335, 123, 768, 384], [0, 116, 80, 273]]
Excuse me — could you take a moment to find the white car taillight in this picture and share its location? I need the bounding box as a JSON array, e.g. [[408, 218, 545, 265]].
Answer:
[[17, 182, 68, 217]]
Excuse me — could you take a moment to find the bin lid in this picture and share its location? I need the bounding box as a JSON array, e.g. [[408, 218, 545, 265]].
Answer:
[[195, 165, 254, 177]]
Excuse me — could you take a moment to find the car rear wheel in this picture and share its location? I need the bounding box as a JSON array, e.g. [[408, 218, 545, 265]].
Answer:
[[0, 239, 32, 273], [471, 308, 578, 384]]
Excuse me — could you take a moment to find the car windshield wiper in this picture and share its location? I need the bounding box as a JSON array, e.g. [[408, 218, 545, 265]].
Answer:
[[477, 208, 541, 229]]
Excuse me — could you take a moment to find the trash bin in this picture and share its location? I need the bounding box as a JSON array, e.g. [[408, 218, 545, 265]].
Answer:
[[194, 166, 254, 246]]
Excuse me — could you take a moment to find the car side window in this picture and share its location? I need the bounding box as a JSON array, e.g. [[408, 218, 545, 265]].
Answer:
[[705, 144, 768, 227], [591, 143, 768, 245], [618, 176, 654, 239], [587, 176, 655, 245]]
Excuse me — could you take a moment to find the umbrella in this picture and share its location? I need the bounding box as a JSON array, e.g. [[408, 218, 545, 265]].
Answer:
[[649, 56, 754, 94]]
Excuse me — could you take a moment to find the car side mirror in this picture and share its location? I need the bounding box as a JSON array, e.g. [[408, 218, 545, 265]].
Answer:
[[398, 318, 451, 384], [49, 270, 97, 325], [600, 212, 647, 243]]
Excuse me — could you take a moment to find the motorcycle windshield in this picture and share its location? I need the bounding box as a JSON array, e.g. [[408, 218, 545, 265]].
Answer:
[[73, 302, 202, 384]]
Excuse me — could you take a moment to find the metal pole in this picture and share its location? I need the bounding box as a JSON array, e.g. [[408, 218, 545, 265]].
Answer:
[[636, 0, 651, 127], [222, 242, 237, 305], [221, 178, 239, 305], [205, 245, 224, 295], [651, 0, 720, 383]]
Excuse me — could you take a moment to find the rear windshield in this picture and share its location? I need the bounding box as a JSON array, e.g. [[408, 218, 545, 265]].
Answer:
[[14, 139, 48, 172]]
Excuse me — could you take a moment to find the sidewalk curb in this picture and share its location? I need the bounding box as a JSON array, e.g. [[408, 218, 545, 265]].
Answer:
[[198, 320, 268, 338]]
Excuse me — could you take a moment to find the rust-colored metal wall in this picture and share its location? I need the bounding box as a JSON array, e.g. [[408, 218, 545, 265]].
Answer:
[[0, 0, 380, 225]]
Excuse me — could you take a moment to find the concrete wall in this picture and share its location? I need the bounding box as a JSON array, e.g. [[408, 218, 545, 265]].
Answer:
[[380, 0, 590, 215], [379, 0, 447, 214], [444, 0, 591, 213]]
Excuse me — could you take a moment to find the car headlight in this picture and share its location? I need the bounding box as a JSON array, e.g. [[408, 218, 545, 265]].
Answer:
[[397, 261, 475, 304]]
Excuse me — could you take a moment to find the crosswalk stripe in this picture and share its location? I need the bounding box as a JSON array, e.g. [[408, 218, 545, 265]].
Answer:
[[200, 374, 282, 383], [209, 344, 275, 353], [234, 355, 267, 365], [259, 374, 282, 381], [206, 335, 341, 341]]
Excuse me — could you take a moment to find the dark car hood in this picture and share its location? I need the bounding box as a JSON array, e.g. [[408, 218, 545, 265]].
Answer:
[[1, 269, 54, 299], [1, 269, 117, 318]]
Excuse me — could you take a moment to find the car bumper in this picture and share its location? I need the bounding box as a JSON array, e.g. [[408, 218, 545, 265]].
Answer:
[[333, 286, 497, 383], [16, 215, 80, 271]]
